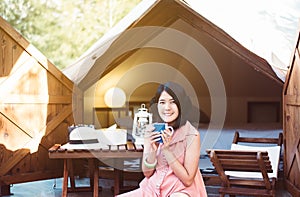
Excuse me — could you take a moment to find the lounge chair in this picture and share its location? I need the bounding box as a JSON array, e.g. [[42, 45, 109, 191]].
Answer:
[[207, 131, 283, 197]]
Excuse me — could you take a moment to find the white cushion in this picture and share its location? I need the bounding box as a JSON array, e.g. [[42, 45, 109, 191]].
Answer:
[[225, 144, 281, 178]]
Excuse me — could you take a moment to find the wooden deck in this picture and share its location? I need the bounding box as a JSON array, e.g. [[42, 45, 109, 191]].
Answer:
[[6, 177, 291, 197]]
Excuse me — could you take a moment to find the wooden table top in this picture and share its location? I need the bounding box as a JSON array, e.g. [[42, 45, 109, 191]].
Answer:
[[48, 141, 143, 159]]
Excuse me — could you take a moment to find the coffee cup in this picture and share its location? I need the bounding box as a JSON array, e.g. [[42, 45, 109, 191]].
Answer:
[[153, 123, 174, 143]]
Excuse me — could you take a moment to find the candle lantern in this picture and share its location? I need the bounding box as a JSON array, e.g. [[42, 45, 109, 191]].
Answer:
[[132, 103, 152, 144]]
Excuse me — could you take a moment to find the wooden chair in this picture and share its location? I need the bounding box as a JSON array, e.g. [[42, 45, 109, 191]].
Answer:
[[207, 131, 283, 197], [232, 131, 283, 146]]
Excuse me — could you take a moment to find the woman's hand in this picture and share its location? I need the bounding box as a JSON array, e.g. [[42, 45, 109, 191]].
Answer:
[[144, 124, 161, 152], [161, 127, 173, 147]]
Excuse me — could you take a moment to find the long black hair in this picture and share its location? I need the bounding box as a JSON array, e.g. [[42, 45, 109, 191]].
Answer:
[[149, 82, 194, 129]]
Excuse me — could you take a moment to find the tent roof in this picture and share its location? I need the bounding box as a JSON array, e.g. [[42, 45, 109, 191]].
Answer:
[[63, 0, 299, 90], [190, 0, 300, 82]]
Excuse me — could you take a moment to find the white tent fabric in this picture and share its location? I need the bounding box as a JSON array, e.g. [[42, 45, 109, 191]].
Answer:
[[63, 0, 300, 84], [189, 0, 300, 82]]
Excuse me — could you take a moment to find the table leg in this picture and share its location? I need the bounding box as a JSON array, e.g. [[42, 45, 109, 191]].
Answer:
[[62, 159, 68, 197], [68, 159, 75, 190], [114, 168, 123, 195], [88, 159, 94, 189], [93, 159, 99, 197], [113, 159, 125, 195]]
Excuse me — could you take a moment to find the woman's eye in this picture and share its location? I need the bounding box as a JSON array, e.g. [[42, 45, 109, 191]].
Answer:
[[159, 101, 165, 105]]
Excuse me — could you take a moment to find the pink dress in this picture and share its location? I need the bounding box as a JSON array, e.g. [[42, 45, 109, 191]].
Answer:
[[117, 121, 207, 197]]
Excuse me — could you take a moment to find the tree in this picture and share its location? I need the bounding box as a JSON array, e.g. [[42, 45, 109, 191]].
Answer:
[[0, 0, 141, 69]]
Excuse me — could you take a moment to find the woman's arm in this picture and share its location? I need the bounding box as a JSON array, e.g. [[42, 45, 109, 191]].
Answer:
[[162, 134, 200, 186], [142, 151, 156, 177]]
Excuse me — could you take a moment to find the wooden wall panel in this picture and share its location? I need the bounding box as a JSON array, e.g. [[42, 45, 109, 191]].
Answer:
[[0, 16, 78, 195], [283, 30, 300, 196]]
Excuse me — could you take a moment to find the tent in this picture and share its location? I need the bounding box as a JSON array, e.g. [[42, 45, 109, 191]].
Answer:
[[64, 0, 299, 85], [63, 0, 296, 127]]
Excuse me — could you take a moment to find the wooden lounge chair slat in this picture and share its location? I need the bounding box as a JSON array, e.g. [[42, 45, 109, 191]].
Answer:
[[229, 179, 269, 187]]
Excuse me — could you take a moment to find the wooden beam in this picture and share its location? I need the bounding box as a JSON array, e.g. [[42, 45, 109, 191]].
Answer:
[[296, 141, 300, 174], [0, 95, 72, 104], [0, 170, 62, 185], [283, 33, 300, 94], [44, 105, 73, 137], [0, 149, 30, 176], [284, 95, 300, 106], [286, 138, 300, 177], [0, 104, 72, 151]]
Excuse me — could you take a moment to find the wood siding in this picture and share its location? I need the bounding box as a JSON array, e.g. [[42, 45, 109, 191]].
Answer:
[[0, 16, 79, 194], [283, 29, 300, 196]]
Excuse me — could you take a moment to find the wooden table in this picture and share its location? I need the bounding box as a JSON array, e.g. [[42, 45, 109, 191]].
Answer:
[[48, 142, 143, 197]]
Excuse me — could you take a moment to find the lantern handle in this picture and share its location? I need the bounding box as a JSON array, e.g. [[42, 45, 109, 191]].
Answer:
[[138, 103, 147, 112]]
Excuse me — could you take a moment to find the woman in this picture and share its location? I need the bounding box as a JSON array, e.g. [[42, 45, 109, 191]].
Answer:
[[117, 82, 207, 197]]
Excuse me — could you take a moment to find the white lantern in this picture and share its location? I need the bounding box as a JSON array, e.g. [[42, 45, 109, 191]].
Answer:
[[132, 104, 152, 144]]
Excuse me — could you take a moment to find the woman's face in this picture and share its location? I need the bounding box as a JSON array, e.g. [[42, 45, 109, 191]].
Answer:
[[157, 90, 179, 123]]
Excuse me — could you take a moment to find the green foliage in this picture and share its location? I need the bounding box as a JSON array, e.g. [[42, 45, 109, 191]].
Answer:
[[0, 0, 141, 69]]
